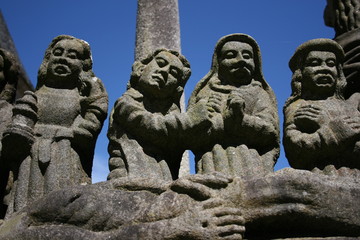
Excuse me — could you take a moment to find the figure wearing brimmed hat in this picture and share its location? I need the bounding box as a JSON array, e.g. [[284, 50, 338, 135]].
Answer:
[[188, 33, 279, 178], [284, 38, 360, 170]]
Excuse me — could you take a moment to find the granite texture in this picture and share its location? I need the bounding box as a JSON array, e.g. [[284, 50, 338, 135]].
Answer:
[[0, 169, 359, 239], [284, 38, 360, 170], [108, 49, 210, 181], [188, 34, 280, 178], [1, 35, 108, 218]]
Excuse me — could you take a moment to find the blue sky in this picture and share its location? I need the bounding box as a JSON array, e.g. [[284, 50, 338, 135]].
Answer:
[[1, 1, 334, 182]]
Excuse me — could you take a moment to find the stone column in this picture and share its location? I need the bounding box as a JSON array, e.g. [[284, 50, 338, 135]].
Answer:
[[135, 0, 189, 177], [135, 0, 181, 60]]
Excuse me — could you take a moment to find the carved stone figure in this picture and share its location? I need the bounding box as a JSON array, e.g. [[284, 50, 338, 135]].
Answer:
[[188, 34, 279, 178], [2, 168, 360, 239], [0, 48, 19, 218], [108, 49, 210, 181], [324, 0, 360, 98], [2, 35, 108, 216], [0, 173, 246, 239], [284, 38, 360, 170]]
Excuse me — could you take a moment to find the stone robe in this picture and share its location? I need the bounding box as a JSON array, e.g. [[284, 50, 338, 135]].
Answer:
[[189, 77, 279, 178], [7, 84, 107, 215], [108, 88, 208, 181], [284, 93, 360, 170]]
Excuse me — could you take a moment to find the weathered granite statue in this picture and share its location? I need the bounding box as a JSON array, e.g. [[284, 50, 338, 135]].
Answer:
[[188, 33, 279, 178], [0, 48, 18, 218], [284, 38, 360, 170], [1, 37, 360, 240], [324, 0, 360, 98], [0, 173, 247, 239], [2, 35, 108, 216], [108, 49, 210, 181], [1, 167, 360, 239]]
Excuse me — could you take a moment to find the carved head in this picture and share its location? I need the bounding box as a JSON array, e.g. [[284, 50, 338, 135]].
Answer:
[[288, 38, 346, 103], [0, 48, 19, 103], [209, 34, 262, 87], [129, 49, 191, 102], [217, 40, 255, 86], [37, 35, 93, 91]]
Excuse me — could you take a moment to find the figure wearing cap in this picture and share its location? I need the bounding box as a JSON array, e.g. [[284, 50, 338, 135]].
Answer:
[[284, 38, 360, 170]]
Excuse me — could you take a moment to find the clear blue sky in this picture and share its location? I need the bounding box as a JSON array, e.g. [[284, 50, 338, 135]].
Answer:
[[1, 1, 334, 182]]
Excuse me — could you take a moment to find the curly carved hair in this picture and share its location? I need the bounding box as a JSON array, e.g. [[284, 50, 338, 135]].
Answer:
[[128, 49, 191, 104], [0, 48, 19, 103], [37, 35, 94, 96]]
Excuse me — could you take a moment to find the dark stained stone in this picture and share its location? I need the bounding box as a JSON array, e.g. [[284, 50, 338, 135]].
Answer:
[[0, 48, 19, 218], [324, 0, 360, 98]]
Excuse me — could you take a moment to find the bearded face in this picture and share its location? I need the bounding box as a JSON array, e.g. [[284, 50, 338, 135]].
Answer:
[[218, 41, 255, 86]]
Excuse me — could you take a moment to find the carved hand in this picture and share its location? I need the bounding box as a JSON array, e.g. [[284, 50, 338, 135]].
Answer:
[[170, 172, 232, 201], [189, 99, 213, 130], [199, 198, 245, 239], [224, 90, 245, 122], [294, 105, 327, 133], [207, 92, 223, 117]]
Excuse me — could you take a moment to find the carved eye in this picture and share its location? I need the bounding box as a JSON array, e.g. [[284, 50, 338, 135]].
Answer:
[[156, 57, 168, 67], [307, 58, 320, 67], [170, 67, 181, 79], [326, 59, 336, 67], [67, 51, 78, 59], [224, 51, 236, 59], [53, 48, 63, 56], [242, 51, 253, 59]]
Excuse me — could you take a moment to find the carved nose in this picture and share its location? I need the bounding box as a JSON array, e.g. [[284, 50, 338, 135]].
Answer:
[[158, 69, 168, 82], [56, 57, 69, 64]]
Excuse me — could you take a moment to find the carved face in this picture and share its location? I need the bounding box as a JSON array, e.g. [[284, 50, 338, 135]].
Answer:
[[46, 39, 84, 88], [0, 55, 4, 86], [137, 51, 183, 99], [302, 51, 338, 97], [218, 41, 255, 86]]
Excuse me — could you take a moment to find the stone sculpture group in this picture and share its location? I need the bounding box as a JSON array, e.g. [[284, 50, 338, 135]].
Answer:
[[0, 1, 359, 239]]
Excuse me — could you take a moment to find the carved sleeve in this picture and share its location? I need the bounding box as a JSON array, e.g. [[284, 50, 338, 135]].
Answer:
[[227, 89, 279, 148], [113, 90, 212, 151], [73, 79, 108, 145], [113, 95, 187, 149], [283, 104, 342, 169]]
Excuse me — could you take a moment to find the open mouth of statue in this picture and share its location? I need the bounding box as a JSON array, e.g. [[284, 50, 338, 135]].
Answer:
[[54, 64, 70, 75], [316, 75, 333, 85]]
